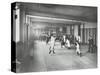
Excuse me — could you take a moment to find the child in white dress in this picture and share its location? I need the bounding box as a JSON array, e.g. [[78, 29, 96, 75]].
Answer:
[[49, 34, 56, 54], [66, 39, 71, 49], [75, 42, 82, 57]]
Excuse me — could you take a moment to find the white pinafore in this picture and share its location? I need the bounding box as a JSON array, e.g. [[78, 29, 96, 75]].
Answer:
[[50, 36, 55, 50], [76, 43, 80, 54]]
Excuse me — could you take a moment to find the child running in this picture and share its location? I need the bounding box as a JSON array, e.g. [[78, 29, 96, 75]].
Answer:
[[75, 41, 82, 57]]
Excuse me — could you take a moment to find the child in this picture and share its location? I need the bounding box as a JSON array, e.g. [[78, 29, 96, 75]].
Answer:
[[66, 38, 71, 49], [49, 34, 56, 54], [75, 41, 82, 57], [61, 35, 66, 48]]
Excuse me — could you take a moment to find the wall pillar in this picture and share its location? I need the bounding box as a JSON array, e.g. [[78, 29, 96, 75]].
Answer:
[[74, 25, 78, 38], [82, 23, 85, 44]]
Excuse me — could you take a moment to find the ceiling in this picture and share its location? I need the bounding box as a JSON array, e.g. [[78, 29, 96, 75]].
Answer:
[[18, 2, 97, 23]]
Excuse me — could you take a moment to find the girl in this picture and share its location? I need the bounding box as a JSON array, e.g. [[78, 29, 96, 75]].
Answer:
[[61, 35, 66, 48], [49, 34, 56, 54], [75, 41, 82, 57], [66, 38, 71, 49]]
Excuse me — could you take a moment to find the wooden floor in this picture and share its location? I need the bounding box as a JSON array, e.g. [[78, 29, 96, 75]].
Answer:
[[17, 41, 97, 73]]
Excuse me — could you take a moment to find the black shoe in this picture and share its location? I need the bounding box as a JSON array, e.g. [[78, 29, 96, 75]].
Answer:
[[68, 47, 71, 49], [53, 51, 55, 54], [49, 51, 51, 54], [77, 52, 79, 55]]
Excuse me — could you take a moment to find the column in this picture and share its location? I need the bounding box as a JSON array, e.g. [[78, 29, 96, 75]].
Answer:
[[13, 7, 20, 43], [82, 23, 85, 44], [74, 25, 78, 38]]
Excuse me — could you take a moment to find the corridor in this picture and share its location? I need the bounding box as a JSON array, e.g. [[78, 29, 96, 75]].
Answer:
[[11, 2, 97, 73]]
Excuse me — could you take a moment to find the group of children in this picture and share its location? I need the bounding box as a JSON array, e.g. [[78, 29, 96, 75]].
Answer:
[[47, 34, 82, 57]]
